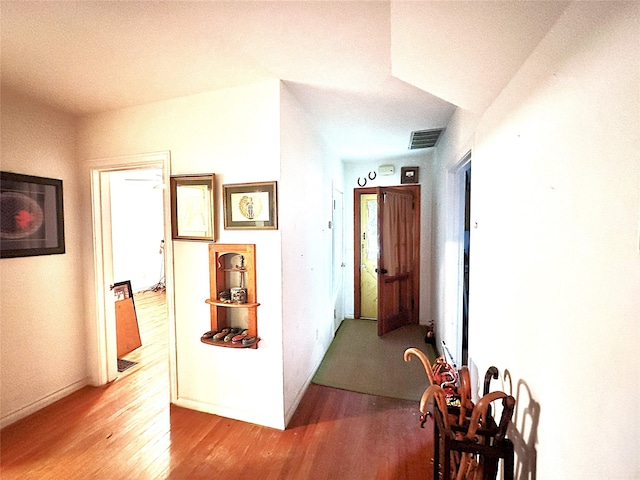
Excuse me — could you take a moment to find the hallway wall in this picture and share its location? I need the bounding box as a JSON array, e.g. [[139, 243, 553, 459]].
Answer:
[[0, 88, 87, 427], [78, 80, 288, 429], [280, 83, 340, 424], [433, 3, 640, 478]]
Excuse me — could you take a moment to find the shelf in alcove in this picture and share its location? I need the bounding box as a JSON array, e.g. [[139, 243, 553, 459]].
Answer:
[[205, 299, 260, 308], [208, 244, 259, 349], [200, 334, 260, 349]]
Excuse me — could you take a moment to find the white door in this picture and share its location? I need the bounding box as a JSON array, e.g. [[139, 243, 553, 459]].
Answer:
[[332, 187, 344, 332]]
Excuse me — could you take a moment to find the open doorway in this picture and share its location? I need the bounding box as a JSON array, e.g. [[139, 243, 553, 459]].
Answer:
[[448, 152, 472, 367], [353, 185, 420, 336], [110, 169, 165, 295], [359, 192, 378, 319], [461, 161, 471, 366], [90, 152, 173, 388], [109, 168, 166, 375]]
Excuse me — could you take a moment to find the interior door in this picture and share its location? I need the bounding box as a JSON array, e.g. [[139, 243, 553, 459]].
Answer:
[[332, 187, 345, 332], [377, 186, 420, 336]]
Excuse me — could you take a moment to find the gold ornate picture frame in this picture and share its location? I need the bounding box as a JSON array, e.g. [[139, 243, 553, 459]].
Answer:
[[223, 181, 278, 230], [170, 174, 216, 240]]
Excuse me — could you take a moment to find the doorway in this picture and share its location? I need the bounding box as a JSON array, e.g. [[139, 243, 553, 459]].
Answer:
[[461, 162, 471, 365], [353, 185, 420, 336], [331, 186, 345, 333], [110, 169, 164, 293], [90, 152, 174, 388], [109, 168, 165, 373], [359, 193, 378, 319], [448, 152, 471, 367]]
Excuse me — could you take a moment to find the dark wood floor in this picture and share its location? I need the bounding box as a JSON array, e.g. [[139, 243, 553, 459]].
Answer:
[[0, 291, 434, 479]]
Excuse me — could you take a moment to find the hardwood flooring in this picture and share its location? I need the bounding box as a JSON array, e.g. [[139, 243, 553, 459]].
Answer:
[[1, 291, 434, 479]]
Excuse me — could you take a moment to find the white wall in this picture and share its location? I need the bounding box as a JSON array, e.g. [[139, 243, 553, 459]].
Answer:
[[279, 83, 338, 424], [342, 151, 436, 325], [110, 169, 164, 292], [78, 80, 288, 429], [431, 107, 479, 363], [0, 88, 87, 427], [433, 2, 639, 478]]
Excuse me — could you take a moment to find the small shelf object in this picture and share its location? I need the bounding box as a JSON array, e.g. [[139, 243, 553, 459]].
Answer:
[[203, 243, 260, 349]]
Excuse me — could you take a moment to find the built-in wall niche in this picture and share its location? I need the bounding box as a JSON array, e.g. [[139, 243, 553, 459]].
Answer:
[[202, 243, 260, 349]]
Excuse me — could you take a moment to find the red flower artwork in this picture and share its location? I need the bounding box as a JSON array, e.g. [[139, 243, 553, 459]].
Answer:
[[15, 209, 35, 230]]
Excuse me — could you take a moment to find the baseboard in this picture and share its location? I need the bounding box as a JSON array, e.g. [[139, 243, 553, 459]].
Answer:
[[173, 396, 286, 431], [0, 379, 87, 429]]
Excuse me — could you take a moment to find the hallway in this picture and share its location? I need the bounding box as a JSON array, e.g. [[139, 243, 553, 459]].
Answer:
[[0, 291, 434, 479]]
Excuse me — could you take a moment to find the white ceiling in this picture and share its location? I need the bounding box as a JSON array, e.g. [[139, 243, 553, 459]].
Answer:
[[0, 1, 570, 161]]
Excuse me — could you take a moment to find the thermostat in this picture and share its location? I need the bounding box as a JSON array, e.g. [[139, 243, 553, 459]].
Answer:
[[378, 165, 395, 176]]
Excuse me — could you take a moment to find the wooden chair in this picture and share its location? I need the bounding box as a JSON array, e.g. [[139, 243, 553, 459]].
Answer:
[[428, 386, 516, 480], [404, 348, 515, 479], [404, 347, 461, 407], [413, 361, 515, 480], [453, 391, 516, 480], [420, 385, 464, 478], [403, 347, 436, 386]]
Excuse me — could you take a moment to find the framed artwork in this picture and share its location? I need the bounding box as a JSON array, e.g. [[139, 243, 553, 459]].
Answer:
[[0, 172, 65, 258], [401, 166, 419, 184], [223, 181, 278, 230], [170, 174, 215, 241], [111, 280, 133, 300]]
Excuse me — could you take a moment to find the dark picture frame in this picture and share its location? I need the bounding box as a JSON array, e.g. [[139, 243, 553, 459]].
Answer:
[[0, 172, 65, 258], [170, 174, 216, 241], [223, 181, 278, 230], [111, 280, 133, 300], [401, 166, 419, 184]]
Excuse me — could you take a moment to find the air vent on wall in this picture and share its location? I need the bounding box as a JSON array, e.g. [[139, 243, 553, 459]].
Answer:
[[409, 128, 444, 149]]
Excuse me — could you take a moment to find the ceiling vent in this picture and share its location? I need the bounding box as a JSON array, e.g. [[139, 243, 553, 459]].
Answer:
[[409, 128, 444, 149]]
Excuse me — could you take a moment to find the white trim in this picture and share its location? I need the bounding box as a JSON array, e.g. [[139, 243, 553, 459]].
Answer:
[[174, 397, 286, 431], [331, 185, 344, 333], [91, 169, 115, 383], [88, 151, 177, 403], [444, 151, 471, 366]]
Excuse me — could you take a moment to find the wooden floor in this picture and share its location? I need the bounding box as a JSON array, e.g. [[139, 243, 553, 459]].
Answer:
[[0, 291, 435, 479]]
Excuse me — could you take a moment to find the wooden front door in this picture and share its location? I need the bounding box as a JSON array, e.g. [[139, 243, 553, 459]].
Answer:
[[377, 186, 420, 336], [354, 185, 420, 336]]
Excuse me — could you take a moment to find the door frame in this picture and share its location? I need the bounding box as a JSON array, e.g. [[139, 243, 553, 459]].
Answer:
[[88, 151, 176, 400], [331, 185, 345, 333], [357, 191, 379, 319], [353, 185, 421, 328], [446, 151, 471, 366], [354, 187, 377, 319]]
